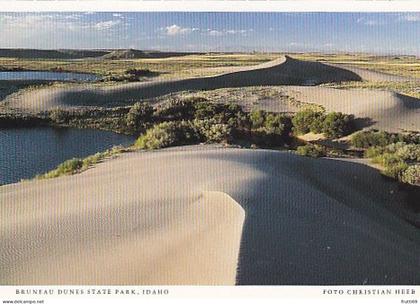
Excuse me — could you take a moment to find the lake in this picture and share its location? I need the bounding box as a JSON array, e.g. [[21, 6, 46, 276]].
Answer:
[[0, 127, 135, 185], [0, 71, 99, 82]]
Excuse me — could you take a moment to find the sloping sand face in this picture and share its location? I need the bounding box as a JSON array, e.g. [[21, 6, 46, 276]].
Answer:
[[0, 159, 245, 285], [1, 146, 420, 285], [284, 86, 420, 132], [4, 56, 362, 111], [327, 63, 418, 82]]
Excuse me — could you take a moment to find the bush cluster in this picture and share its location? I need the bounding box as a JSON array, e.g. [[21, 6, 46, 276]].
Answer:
[[323, 112, 355, 138], [49, 108, 70, 124], [135, 117, 234, 150], [135, 121, 200, 150], [102, 69, 159, 82], [126, 102, 153, 131], [363, 141, 420, 184], [351, 130, 420, 148], [291, 109, 325, 135], [192, 118, 232, 143], [249, 110, 292, 137], [401, 165, 420, 185], [132, 98, 294, 149], [154, 98, 199, 121], [292, 109, 355, 138], [296, 144, 326, 158]]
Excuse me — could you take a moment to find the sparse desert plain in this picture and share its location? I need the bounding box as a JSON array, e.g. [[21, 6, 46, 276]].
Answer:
[[1, 50, 420, 285]]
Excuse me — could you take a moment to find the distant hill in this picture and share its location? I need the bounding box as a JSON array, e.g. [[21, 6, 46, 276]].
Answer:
[[0, 48, 201, 60], [101, 49, 199, 60], [0, 49, 109, 59]]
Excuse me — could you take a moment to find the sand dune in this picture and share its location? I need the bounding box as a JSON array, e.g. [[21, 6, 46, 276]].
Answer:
[[327, 63, 417, 82], [1, 146, 419, 285], [284, 86, 420, 132], [3, 56, 419, 133], [4, 56, 362, 111]]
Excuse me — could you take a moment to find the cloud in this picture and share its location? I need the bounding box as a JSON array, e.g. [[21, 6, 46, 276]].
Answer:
[[0, 13, 127, 48], [93, 20, 121, 31], [206, 28, 253, 37], [356, 17, 383, 26], [398, 13, 420, 22], [164, 24, 198, 36], [162, 24, 253, 37], [0, 13, 123, 32], [208, 30, 223, 36]]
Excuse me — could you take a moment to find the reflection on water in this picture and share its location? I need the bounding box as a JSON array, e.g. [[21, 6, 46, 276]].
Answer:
[[0, 127, 134, 185], [0, 71, 99, 82]]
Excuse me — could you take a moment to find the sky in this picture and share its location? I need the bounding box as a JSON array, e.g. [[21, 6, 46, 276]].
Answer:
[[0, 12, 419, 55]]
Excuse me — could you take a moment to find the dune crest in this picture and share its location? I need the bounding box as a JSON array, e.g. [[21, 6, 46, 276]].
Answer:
[[4, 56, 362, 111], [1, 146, 419, 285]]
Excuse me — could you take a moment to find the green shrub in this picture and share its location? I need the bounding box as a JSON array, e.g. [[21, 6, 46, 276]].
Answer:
[[365, 142, 420, 161], [292, 109, 325, 135], [249, 109, 265, 129], [154, 98, 198, 121], [322, 112, 355, 138], [49, 109, 70, 124], [135, 121, 200, 150], [81, 152, 104, 170], [296, 144, 326, 158], [309, 113, 325, 134], [264, 113, 287, 136], [395, 144, 420, 162], [383, 162, 409, 179], [56, 158, 83, 173], [193, 102, 249, 129], [382, 153, 404, 167], [400, 165, 420, 185], [245, 111, 292, 146], [126, 102, 153, 130], [193, 102, 219, 120], [192, 119, 232, 143], [401, 133, 420, 145], [38, 146, 127, 179], [365, 146, 385, 158], [351, 130, 402, 148], [41, 158, 83, 178]]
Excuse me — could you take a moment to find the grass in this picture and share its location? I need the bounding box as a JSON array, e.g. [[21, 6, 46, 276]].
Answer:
[[0, 53, 279, 80], [36, 145, 130, 179], [3, 53, 419, 80], [293, 53, 420, 78], [321, 80, 420, 99]]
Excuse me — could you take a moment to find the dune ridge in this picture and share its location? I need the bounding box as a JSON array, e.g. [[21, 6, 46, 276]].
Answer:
[[4, 55, 419, 133], [1, 146, 419, 285], [4, 56, 362, 111], [326, 63, 418, 82]]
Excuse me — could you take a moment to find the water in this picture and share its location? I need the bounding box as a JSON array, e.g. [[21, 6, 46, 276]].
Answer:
[[0, 71, 99, 82], [0, 127, 135, 185]]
